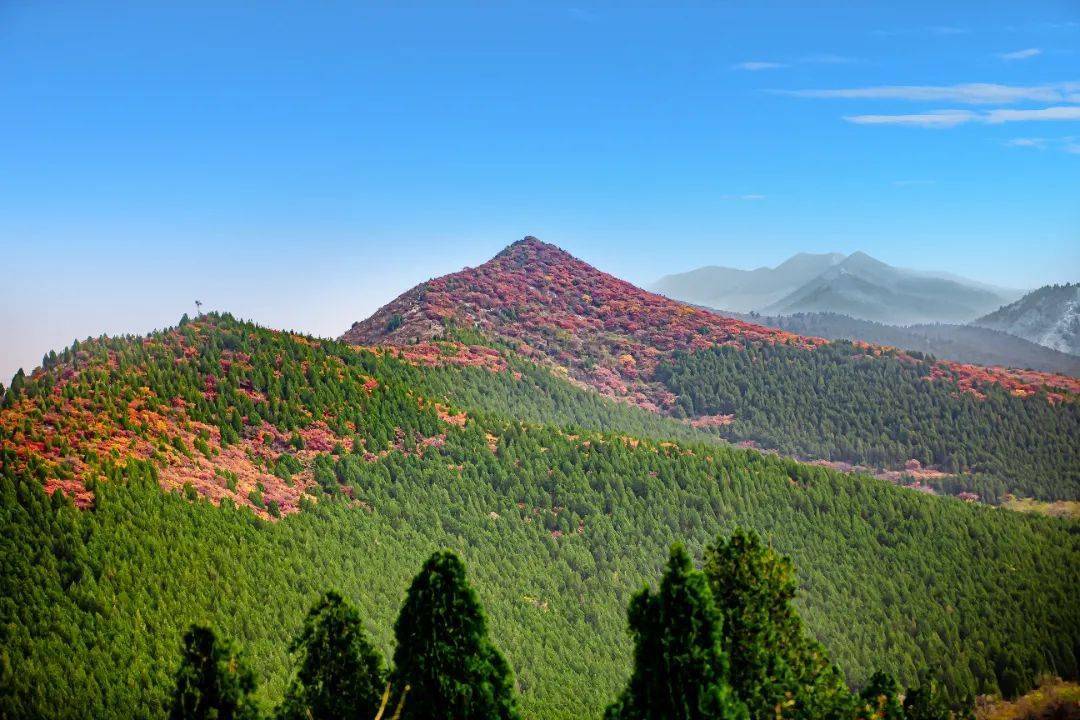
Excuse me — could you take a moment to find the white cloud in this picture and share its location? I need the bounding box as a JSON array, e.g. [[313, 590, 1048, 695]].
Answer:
[[732, 61, 787, 71], [892, 179, 936, 186], [844, 110, 978, 128], [1004, 137, 1049, 148], [783, 82, 1079, 104], [999, 48, 1042, 61], [721, 194, 767, 201], [1005, 136, 1080, 154], [986, 106, 1080, 123], [846, 106, 1080, 128], [733, 55, 858, 72]]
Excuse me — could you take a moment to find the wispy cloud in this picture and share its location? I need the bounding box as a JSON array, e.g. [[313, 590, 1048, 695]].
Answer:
[[999, 48, 1042, 61], [986, 106, 1080, 123], [1005, 136, 1080, 154], [892, 179, 936, 186], [1004, 137, 1050, 148], [732, 54, 857, 72], [845, 110, 977, 128], [845, 106, 1080, 127], [732, 61, 787, 71], [782, 82, 1079, 105], [720, 194, 767, 201]]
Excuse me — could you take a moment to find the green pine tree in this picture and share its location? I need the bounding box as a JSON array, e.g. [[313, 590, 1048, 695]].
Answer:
[[858, 671, 904, 720], [606, 544, 747, 720], [169, 625, 259, 720], [904, 673, 974, 720], [703, 530, 853, 720], [391, 550, 520, 720], [277, 591, 386, 720]]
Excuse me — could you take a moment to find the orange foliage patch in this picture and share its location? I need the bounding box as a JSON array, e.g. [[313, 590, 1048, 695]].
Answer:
[[927, 361, 1080, 403], [373, 342, 508, 373], [0, 332, 464, 521], [688, 413, 736, 428]]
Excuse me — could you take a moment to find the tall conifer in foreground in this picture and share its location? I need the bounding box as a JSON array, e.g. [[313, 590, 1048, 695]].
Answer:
[[169, 625, 260, 720], [704, 530, 854, 720], [605, 544, 747, 720], [391, 550, 520, 720], [277, 591, 386, 720]]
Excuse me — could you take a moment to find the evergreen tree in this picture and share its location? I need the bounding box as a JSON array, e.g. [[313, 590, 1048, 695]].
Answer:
[[703, 530, 853, 720], [605, 545, 747, 720], [898, 673, 976, 720], [858, 671, 904, 720], [169, 625, 259, 720], [277, 591, 386, 720], [391, 550, 520, 720]]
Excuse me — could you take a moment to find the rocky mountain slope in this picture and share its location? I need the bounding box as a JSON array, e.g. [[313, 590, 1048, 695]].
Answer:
[[974, 283, 1080, 356]]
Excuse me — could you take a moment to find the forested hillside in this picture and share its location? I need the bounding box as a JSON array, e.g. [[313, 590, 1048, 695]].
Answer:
[[656, 342, 1080, 501], [343, 237, 1080, 500], [1, 314, 1077, 719]]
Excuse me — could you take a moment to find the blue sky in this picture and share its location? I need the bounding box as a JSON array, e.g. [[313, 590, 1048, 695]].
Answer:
[[1, 1, 1078, 382]]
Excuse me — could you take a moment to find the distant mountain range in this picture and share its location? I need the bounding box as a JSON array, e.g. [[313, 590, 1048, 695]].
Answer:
[[653, 251, 1023, 325], [720, 310, 1080, 377], [974, 283, 1080, 356]]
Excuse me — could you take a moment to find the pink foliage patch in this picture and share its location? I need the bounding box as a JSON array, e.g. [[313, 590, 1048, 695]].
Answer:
[[342, 237, 1077, 411]]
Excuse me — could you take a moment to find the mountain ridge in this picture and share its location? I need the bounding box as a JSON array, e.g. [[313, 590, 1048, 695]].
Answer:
[[653, 250, 1022, 324], [973, 283, 1080, 356], [342, 236, 826, 412], [343, 237, 1078, 408], [715, 310, 1080, 376]]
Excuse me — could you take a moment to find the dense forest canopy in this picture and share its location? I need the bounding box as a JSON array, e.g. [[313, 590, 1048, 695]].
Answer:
[[162, 533, 980, 720], [656, 342, 1080, 502], [1, 314, 1077, 719]]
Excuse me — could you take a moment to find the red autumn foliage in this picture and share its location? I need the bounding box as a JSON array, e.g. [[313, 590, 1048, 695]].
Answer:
[[342, 237, 824, 410], [0, 325, 471, 520], [688, 413, 736, 428], [372, 342, 509, 373], [342, 236, 1077, 411]]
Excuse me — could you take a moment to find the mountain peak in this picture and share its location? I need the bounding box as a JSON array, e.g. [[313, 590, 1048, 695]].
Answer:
[[494, 235, 574, 264], [341, 238, 822, 410], [839, 250, 886, 269]]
